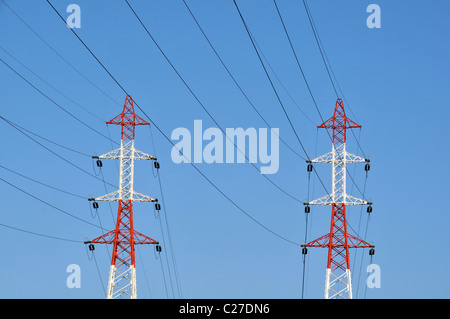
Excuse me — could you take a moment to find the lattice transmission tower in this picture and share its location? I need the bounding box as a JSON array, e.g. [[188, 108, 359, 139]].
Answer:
[[303, 98, 374, 299], [85, 95, 159, 299]]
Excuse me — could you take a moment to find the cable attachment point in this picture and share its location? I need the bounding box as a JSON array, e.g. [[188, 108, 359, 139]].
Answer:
[[88, 198, 99, 209], [84, 240, 95, 251]]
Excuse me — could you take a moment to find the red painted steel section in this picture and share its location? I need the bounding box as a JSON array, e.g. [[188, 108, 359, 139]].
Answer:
[[107, 95, 149, 141], [91, 200, 157, 266], [317, 98, 360, 144]]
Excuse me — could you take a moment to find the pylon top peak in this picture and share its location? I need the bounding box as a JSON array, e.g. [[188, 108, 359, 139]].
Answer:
[[318, 98, 360, 144], [107, 95, 149, 141]]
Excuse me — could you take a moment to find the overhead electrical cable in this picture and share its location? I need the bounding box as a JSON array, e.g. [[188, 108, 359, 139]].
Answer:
[[300, 0, 373, 246], [148, 140, 183, 298], [1, 0, 122, 108], [155, 168, 183, 298], [120, 0, 302, 203], [271, 0, 373, 297], [90, 250, 107, 296], [301, 0, 367, 158], [0, 116, 91, 158], [232, 0, 330, 197], [45, 0, 301, 247], [249, 33, 317, 125], [0, 164, 86, 200], [182, 0, 307, 160], [0, 176, 104, 229], [0, 115, 117, 189], [298, 0, 373, 240], [0, 57, 118, 145], [144, 125, 183, 298], [0, 45, 105, 123], [0, 221, 82, 243], [234, 0, 369, 243], [272, 0, 370, 202]]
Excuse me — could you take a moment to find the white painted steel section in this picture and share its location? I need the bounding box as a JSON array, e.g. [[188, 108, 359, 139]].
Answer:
[[307, 143, 370, 207]]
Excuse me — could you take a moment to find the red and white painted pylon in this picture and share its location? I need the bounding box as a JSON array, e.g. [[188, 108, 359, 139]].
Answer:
[[86, 95, 159, 299], [303, 98, 373, 299]]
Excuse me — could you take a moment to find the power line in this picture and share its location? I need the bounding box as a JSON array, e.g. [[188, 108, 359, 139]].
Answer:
[[96, 166, 118, 226], [271, 0, 328, 127], [0, 116, 91, 158], [90, 250, 107, 296], [157, 247, 170, 299], [154, 202, 176, 299], [301, 0, 351, 117], [273, 1, 373, 297], [136, 246, 153, 298], [0, 45, 105, 123], [231, 0, 310, 161], [232, 0, 331, 198], [0, 57, 117, 145], [0, 115, 117, 189], [272, 0, 370, 202], [301, 0, 367, 158], [45, 0, 301, 247], [0, 116, 121, 232], [142, 126, 183, 299], [0, 221, 82, 243], [155, 165, 183, 298], [182, 0, 306, 161], [0, 163, 86, 200], [249, 34, 317, 126], [0, 0, 122, 108], [122, 0, 301, 203], [298, 0, 339, 98], [0, 176, 103, 229], [146, 124, 183, 298], [233, 0, 370, 247]]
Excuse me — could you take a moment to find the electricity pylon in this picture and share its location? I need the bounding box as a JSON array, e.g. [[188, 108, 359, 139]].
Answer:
[[303, 98, 374, 299], [86, 95, 159, 299]]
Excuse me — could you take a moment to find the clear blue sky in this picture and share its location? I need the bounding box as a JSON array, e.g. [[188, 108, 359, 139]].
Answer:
[[0, 0, 449, 299]]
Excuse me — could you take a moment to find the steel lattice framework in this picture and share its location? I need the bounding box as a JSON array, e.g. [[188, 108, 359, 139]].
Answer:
[[86, 95, 159, 299], [303, 98, 373, 299]]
